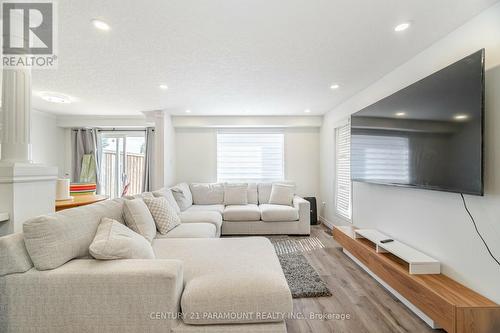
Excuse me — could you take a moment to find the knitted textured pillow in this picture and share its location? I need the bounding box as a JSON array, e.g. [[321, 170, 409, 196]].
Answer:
[[143, 196, 181, 234]]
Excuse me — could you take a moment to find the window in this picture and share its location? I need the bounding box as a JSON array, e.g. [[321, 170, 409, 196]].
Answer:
[[335, 122, 351, 221], [217, 130, 284, 182], [100, 131, 146, 198]]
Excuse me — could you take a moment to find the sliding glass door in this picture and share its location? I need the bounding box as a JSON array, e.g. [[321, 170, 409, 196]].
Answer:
[[100, 131, 146, 198]]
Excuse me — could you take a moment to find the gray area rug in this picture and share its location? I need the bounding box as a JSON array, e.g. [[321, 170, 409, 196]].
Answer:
[[268, 237, 332, 298]]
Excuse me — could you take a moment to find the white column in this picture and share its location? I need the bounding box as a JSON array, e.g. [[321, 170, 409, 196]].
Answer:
[[1, 68, 33, 162]]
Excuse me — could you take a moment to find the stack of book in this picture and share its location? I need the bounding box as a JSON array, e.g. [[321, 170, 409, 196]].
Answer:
[[70, 183, 97, 196]]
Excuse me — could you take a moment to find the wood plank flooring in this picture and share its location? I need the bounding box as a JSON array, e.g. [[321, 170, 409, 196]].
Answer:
[[285, 225, 444, 333]]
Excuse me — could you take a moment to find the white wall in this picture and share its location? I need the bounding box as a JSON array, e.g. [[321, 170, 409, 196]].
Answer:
[[150, 111, 176, 189], [175, 123, 320, 198], [31, 110, 66, 175], [320, 3, 500, 302], [0, 110, 65, 175], [163, 114, 176, 187]]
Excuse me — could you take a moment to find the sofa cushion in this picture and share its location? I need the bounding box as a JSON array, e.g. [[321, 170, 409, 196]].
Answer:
[[152, 237, 292, 325], [123, 199, 157, 242], [257, 183, 273, 204], [223, 183, 248, 205], [153, 188, 181, 214], [89, 218, 155, 260], [0, 233, 33, 276], [171, 183, 193, 211], [269, 183, 295, 206], [143, 196, 181, 234], [185, 204, 225, 214], [179, 211, 222, 236], [259, 204, 299, 222], [223, 204, 261, 222], [155, 223, 217, 238], [247, 183, 258, 205], [189, 183, 224, 205], [23, 198, 124, 270]]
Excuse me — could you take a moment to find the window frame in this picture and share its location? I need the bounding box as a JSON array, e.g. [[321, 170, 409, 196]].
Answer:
[[100, 130, 146, 198]]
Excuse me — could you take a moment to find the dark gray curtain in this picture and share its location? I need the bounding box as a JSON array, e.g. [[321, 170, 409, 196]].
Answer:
[[71, 128, 102, 194], [142, 127, 155, 192]]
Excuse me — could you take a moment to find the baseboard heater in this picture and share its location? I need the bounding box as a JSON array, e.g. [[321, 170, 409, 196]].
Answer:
[[332, 226, 500, 333]]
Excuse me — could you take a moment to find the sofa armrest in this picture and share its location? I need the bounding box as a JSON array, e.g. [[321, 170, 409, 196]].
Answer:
[[0, 259, 183, 333], [293, 196, 311, 234]]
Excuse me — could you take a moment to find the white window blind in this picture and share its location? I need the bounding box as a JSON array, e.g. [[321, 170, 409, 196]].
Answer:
[[217, 130, 284, 182], [351, 135, 410, 183], [335, 122, 352, 220]]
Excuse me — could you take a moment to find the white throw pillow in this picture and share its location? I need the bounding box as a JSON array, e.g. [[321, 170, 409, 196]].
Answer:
[[170, 183, 193, 211], [89, 217, 155, 260], [143, 196, 181, 234], [224, 184, 248, 205], [152, 188, 181, 213], [122, 199, 157, 243], [268, 183, 295, 206]]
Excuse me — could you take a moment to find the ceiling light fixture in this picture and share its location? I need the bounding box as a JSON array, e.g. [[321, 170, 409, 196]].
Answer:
[[454, 114, 468, 120], [159, 84, 168, 90], [39, 92, 73, 104], [185, 109, 192, 113], [304, 109, 311, 113], [394, 22, 411, 32], [395, 112, 406, 117], [91, 19, 110, 31], [330, 84, 340, 90]]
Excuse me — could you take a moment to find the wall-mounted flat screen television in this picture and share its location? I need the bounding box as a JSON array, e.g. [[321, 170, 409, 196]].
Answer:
[[350, 49, 484, 195]]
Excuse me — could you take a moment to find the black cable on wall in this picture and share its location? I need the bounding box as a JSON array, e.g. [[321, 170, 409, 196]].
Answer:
[[460, 193, 500, 267]]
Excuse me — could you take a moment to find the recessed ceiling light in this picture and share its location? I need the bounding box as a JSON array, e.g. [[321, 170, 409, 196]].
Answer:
[[304, 109, 311, 113], [185, 109, 191, 113], [91, 19, 110, 31], [454, 114, 468, 120], [394, 22, 411, 32], [395, 112, 406, 117], [330, 84, 340, 90], [39, 92, 73, 104], [159, 84, 168, 90]]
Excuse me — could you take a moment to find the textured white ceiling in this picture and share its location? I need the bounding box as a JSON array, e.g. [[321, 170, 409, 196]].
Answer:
[[30, 0, 498, 116]]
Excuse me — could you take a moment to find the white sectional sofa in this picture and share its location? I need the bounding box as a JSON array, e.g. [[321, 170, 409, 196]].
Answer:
[[153, 182, 311, 236], [0, 198, 293, 333]]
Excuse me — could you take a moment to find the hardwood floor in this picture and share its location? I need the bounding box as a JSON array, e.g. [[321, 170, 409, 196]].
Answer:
[[286, 225, 443, 333]]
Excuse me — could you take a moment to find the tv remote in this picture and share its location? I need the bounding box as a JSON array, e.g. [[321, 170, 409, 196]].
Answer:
[[380, 239, 394, 244]]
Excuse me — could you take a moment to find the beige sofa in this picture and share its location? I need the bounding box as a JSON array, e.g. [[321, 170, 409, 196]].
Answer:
[[155, 182, 311, 236], [0, 198, 292, 333]]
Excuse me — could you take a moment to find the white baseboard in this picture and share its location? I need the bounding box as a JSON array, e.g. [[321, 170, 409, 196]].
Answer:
[[319, 216, 334, 229]]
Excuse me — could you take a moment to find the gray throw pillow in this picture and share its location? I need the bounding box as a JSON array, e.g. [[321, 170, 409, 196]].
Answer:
[[89, 218, 155, 260], [123, 199, 157, 242], [143, 196, 181, 234], [170, 183, 193, 211]]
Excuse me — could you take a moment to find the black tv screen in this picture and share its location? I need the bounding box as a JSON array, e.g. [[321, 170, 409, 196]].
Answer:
[[350, 49, 484, 195]]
